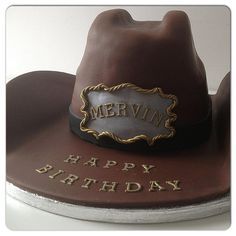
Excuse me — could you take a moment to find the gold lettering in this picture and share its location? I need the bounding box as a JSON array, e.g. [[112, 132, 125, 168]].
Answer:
[[60, 174, 79, 185], [149, 181, 166, 191], [35, 164, 53, 174], [166, 180, 181, 191], [90, 105, 105, 119], [99, 181, 118, 192], [141, 107, 150, 120], [103, 160, 117, 168], [81, 178, 97, 189], [49, 170, 64, 179], [104, 103, 116, 117], [122, 162, 136, 171], [83, 157, 99, 167], [150, 111, 164, 127], [142, 164, 155, 174], [131, 104, 142, 118], [125, 182, 142, 192], [64, 154, 80, 164], [117, 103, 127, 117]]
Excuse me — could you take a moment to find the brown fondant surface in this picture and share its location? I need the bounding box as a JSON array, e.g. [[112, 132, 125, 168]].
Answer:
[[71, 10, 210, 127], [6, 71, 230, 208]]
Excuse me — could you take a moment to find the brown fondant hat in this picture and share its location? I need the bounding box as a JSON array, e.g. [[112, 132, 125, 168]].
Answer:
[[7, 10, 230, 222]]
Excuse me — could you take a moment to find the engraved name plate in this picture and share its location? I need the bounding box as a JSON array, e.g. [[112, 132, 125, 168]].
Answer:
[[80, 83, 177, 145]]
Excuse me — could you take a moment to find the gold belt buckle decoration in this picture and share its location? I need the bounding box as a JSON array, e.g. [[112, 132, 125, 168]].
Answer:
[[80, 83, 178, 146]]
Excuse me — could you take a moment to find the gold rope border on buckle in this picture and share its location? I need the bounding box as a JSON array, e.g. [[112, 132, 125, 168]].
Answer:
[[80, 83, 178, 146]]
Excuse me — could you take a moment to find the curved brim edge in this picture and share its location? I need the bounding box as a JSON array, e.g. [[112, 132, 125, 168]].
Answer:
[[6, 182, 230, 224]]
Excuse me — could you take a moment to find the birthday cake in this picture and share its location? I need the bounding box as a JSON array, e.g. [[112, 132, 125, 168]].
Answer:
[[6, 9, 230, 223]]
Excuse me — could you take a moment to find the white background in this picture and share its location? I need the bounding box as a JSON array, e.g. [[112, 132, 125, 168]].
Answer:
[[5, 5, 231, 230], [6, 6, 230, 93]]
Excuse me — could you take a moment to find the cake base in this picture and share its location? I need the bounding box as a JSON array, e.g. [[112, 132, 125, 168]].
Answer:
[[6, 182, 230, 224]]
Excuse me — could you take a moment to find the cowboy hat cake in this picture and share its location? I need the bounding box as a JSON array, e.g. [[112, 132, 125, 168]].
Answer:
[[6, 9, 230, 223]]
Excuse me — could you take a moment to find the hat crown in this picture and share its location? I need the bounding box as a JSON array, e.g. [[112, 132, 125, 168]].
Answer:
[[71, 9, 209, 127]]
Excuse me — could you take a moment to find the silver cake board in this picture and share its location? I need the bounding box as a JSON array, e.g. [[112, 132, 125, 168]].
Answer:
[[6, 182, 230, 224]]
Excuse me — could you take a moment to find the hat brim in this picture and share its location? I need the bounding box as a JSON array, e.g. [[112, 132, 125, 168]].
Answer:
[[6, 71, 230, 218]]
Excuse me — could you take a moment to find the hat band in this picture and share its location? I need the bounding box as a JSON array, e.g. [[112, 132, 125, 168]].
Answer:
[[69, 83, 212, 151], [69, 103, 212, 151]]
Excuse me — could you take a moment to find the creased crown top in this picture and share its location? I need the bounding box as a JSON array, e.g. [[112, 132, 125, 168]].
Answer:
[[71, 9, 209, 127]]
